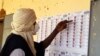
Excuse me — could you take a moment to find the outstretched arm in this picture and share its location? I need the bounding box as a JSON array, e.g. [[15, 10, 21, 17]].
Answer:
[[42, 20, 72, 49]]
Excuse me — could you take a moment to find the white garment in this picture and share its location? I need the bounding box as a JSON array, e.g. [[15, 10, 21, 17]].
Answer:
[[10, 49, 25, 56]]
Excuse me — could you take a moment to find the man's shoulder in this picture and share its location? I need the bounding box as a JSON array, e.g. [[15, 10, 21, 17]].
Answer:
[[6, 33, 28, 47], [7, 33, 25, 43]]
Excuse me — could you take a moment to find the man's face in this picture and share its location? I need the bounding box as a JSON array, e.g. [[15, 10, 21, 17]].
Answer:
[[33, 21, 40, 35]]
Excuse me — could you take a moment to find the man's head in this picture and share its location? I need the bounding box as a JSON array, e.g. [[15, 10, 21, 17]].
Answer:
[[11, 8, 39, 34]]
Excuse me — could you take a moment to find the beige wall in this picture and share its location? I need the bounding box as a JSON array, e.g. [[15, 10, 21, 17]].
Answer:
[[0, 0, 90, 18]]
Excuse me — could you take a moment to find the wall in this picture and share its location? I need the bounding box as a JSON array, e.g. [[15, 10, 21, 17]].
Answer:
[[0, 0, 90, 18], [89, 0, 100, 56]]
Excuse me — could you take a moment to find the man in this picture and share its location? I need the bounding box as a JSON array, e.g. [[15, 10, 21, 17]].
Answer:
[[0, 8, 72, 56]]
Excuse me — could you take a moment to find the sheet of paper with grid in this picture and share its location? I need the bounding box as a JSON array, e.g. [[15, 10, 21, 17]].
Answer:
[[36, 11, 90, 56]]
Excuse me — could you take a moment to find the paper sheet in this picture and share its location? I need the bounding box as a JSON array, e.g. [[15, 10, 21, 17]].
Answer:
[[37, 11, 90, 56]]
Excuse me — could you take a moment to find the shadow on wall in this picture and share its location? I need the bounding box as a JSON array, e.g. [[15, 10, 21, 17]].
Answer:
[[1, 14, 13, 48]]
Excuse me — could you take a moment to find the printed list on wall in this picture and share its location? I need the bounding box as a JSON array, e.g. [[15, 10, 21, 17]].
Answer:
[[36, 11, 90, 56]]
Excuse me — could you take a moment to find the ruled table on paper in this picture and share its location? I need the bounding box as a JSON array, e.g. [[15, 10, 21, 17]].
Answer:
[[36, 11, 90, 56]]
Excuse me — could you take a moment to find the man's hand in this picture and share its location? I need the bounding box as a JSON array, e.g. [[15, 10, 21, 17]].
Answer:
[[55, 20, 72, 32]]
